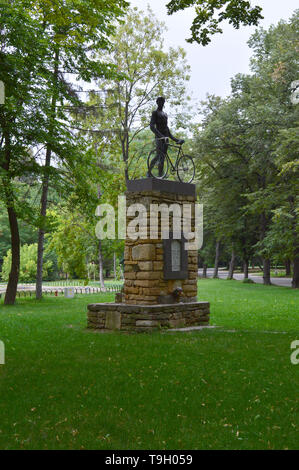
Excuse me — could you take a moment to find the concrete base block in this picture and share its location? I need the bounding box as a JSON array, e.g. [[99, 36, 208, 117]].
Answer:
[[105, 311, 121, 330]]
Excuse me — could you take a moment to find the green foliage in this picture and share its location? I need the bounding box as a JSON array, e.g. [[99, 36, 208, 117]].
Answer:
[[194, 10, 299, 280], [1, 244, 53, 282], [166, 0, 263, 45], [0, 0, 129, 303], [82, 6, 192, 181], [46, 207, 124, 280], [46, 210, 90, 279], [114, 263, 124, 281], [0, 199, 37, 264]]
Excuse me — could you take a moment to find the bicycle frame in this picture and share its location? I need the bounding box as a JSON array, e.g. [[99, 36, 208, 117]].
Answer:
[[148, 137, 195, 183], [157, 140, 183, 172]]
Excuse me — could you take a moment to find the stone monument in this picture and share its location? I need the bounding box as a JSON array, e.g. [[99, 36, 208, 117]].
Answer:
[[87, 178, 210, 332]]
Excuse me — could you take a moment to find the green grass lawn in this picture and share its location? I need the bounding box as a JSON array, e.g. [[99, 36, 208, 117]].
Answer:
[[0, 279, 298, 450]]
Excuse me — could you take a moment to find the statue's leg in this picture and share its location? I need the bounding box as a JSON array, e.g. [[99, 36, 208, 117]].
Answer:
[[147, 139, 160, 176], [158, 140, 167, 177]]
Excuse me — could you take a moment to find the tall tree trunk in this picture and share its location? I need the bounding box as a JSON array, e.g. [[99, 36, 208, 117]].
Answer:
[[260, 211, 271, 285], [87, 259, 90, 280], [36, 48, 59, 299], [122, 132, 129, 181], [2, 130, 20, 305], [243, 259, 249, 280], [202, 264, 208, 278], [35, 145, 51, 299], [98, 240, 105, 287], [113, 252, 117, 279], [227, 248, 235, 280], [285, 259, 291, 277], [118, 83, 130, 181], [289, 196, 299, 289], [292, 257, 299, 289], [4, 199, 20, 305], [95, 144, 105, 288], [263, 258, 271, 285], [213, 241, 220, 279]]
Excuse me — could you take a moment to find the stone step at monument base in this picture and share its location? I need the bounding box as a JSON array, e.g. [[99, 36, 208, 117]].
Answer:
[[87, 302, 210, 333]]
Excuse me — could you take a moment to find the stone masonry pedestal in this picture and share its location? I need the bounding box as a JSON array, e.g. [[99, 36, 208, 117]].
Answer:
[[87, 178, 210, 332]]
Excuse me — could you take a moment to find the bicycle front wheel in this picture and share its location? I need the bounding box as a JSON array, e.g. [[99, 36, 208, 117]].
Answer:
[[147, 150, 169, 179], [177, 154, 195, 183]]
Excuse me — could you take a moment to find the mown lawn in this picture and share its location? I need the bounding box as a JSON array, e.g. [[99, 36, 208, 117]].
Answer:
[[0, 279, 298, 450]]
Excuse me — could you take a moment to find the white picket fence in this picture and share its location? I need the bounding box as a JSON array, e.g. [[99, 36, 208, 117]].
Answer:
[[0, 284, 123, 299]]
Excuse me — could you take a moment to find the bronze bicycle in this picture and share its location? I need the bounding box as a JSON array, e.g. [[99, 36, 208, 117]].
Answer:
[[147, 139, 195, 183]]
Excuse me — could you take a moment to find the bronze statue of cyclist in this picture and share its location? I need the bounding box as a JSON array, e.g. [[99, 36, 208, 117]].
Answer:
[[148, 97, 185, 177]]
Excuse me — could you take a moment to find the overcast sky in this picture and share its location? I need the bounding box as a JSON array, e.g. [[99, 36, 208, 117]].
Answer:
[[130, 0, 298, 105]]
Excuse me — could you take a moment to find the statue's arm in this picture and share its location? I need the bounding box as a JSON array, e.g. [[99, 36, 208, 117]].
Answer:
[[150, 111, 164, 138], [168, 128, 185, 145]]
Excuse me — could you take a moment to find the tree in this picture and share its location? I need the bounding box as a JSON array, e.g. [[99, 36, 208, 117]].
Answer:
[[0, 1, 50, 304], [166, 0, 263, 45], [47, 207, 124, 282], [194, 10, 299, 287], [1, 244, 52, 283], [274, 127, 299, 287], [0, 184, 38, 268], [86, 6, 192, 181], [0, 0, 128, 304], [194, 94, 261, 281], [247, 10, 299, 287], [69, 7, 192, 281], [47, 210, 91, 280], [32, 0, 129, 299]]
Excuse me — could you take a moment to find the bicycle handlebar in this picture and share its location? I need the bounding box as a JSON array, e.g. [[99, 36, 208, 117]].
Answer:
[[155, 137, 185, 145]]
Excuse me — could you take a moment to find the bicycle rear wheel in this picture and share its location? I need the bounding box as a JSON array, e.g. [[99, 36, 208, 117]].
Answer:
[[177, 154, 195, 183], [147, 150, 169, 179]]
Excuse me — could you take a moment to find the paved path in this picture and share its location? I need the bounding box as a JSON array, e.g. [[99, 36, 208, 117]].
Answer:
[[198, 269, 292, 288]]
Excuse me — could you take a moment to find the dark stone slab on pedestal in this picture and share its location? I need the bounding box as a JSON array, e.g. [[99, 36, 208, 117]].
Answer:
[[126, 178, 196, 197]]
